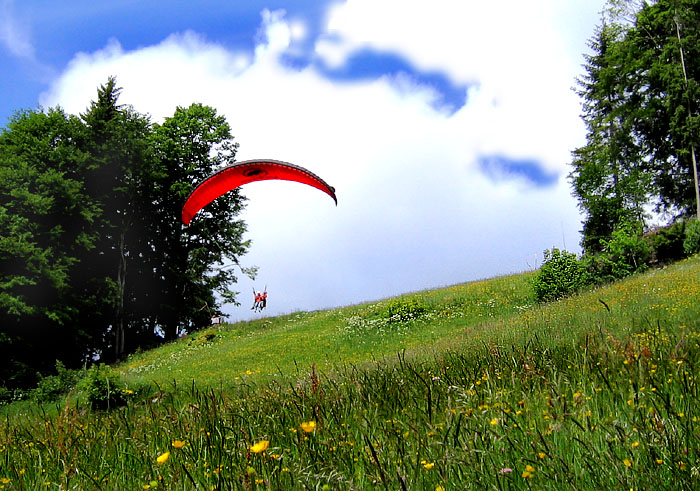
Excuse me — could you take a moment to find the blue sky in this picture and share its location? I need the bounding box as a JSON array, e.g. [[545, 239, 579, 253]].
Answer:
[[1, 0, 607, 321]]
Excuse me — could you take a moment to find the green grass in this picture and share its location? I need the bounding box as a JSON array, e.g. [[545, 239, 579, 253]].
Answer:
[[118, 271, 536, 388], [2, 256, 700, 489]]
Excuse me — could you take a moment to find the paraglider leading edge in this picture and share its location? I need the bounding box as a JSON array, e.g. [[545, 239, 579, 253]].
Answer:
[[181, 159, 337, 225]]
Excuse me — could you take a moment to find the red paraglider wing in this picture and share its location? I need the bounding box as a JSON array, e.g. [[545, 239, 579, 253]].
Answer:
[[181, 159, 337, 225]]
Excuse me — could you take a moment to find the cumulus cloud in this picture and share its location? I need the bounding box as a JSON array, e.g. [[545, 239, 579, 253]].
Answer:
[[0, 0, 35, 59], [40, 3, 603, 319]]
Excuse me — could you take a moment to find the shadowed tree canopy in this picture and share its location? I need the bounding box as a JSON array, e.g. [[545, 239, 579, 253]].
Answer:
[[0, 78, 251, 388]]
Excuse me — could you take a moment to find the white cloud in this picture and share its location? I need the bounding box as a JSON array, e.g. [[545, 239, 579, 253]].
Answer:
[[41, 3, 604, 320], [0, 0, 35, 59]]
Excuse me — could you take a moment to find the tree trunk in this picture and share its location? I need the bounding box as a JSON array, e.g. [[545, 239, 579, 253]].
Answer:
[[115, 230, 127, 360], [675, 15, 700, 220]]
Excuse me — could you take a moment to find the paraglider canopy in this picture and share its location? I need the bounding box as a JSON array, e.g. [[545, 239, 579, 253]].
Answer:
[[182, 159, 337, 225]]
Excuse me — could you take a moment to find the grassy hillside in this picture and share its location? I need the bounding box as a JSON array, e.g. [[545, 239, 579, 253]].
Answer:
[[117, 271, 537, 389], [2, 256, 700, 489]]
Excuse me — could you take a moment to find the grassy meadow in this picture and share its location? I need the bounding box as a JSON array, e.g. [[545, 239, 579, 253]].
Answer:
[[2, 255, 700, 489]]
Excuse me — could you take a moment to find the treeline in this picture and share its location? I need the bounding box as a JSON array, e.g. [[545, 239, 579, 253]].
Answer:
[[570, 0, 700, 251], [0, 78, 250, 390], [535, 0, 700, 302]]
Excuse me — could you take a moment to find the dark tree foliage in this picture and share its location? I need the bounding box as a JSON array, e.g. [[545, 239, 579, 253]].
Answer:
[[0, 79, 250, 388], [149, 103, 250, 341], [0, 108, 96, 387], [570, 0, 700, 253], [570, 21, 651, 253], [627, 0, 700, 217]]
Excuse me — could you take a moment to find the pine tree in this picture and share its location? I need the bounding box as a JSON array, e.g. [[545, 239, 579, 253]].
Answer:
[[569, 20, 651, 253]]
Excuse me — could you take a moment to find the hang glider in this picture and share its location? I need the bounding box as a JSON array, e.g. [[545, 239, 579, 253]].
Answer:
[[181, 159, 337, 225]]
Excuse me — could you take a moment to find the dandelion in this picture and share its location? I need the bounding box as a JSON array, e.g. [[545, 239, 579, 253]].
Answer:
[[631, 441, 640, 448], [250, 440, 269, 453], [537, 452, 546, 459], [490, 418, 499, 426], [522, 465, 535, 478], [423, 462, 435, 470], [172, 440, 186, 449], [300, 421, 317, 433], [156, 451, 170, 464], [623, 458, 632, 467]]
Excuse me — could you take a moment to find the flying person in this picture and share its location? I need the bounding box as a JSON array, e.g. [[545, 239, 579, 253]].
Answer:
[[252, 291, 262, 311]]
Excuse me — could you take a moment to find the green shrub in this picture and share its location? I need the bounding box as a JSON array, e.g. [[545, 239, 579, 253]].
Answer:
[[684, 219, 700, 256], [32, 360, 82, 403], [532, 248, 587, 302], [0, 387, 10, 405], [650, 221, 686, 264], [384, 297, 428, 323], [600, 221, 652, 279], [76, 364, 125, 410]]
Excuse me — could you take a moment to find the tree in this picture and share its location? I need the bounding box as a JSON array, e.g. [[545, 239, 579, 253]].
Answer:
[[1, 80, 253, 388], [569, 20, 651, 252], [0, 108, 97, 386], [571, 0, 700, 253], [627, 0, 700, 218], [150, 103, 252, 340], [79, 77, 156, 360]]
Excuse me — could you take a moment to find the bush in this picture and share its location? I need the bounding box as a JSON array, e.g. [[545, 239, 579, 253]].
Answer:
[[32, 360, 82, 403], [0, 387, 10, 405], [600, 221, 652, 279], [532, 248, 587, 302], [76, 364, 125, 410], [650, 221, 686, 264], [384, 297, 428, 323], [684, 219, 700, 256]]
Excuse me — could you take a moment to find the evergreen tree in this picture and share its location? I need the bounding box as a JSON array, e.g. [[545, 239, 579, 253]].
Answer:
[[569, 20, 651, 252], [626, 0, 700, 218], [1, 80, 252, 388], [79, 77, 155, 360], [0, 108, 97, 386], [571, 0, 700, 252]]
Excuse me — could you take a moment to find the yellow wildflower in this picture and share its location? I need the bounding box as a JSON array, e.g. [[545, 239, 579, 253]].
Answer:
[[156, 451, 170, 464], [490, 418, 499, 426], [423, 462, 435, 470], [172, 440, 186, 449], [623, 458, 632, 467], [250, 440, 269, 453], [300, 421, 317, 433]]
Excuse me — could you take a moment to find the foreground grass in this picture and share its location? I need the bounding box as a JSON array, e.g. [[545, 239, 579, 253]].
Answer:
[[1, 256, 699, 489]]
